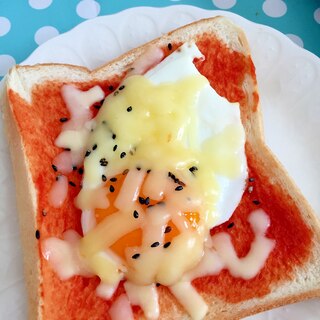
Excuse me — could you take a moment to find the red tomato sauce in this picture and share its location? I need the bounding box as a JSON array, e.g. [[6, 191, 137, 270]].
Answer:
[[8, 35, 312, 319]]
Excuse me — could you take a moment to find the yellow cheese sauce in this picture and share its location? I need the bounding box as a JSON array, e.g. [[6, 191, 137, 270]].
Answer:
[[78, 74, 244, 220], [75, 73, 244, 287]]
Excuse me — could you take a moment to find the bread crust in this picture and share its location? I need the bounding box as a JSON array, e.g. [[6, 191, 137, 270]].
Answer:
[[2, 86, 41, 319], [2, 16, 320, 319]]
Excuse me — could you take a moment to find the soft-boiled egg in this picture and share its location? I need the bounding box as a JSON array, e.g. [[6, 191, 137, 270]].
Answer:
[[77, 42, 247, 227]]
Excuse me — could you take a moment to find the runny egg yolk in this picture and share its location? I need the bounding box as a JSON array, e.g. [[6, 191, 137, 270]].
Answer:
[[94, 172, 200, 260]]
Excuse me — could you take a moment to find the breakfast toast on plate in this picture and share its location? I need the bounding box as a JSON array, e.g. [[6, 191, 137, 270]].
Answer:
[[1, 16, 320, 320]]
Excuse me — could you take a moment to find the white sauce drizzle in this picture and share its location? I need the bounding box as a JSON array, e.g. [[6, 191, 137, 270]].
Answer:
[[61, 85, 104, 130], [42, 230, 92, 280], [142, 170, 167, 201], [128, 46, 164, 76], [124, 282, 159, 320], [211, 209, 275, 279], [169, 282, 208, 320], [48, 85, 105, 208], [170, 209, 275, 320], [81, 210, 96, 235], [48, 175, 68, 208], [96, 281, 119, 300], [52, 151, 74, 174], [114, 169, 146, 210], [108, 294, 134, 320]]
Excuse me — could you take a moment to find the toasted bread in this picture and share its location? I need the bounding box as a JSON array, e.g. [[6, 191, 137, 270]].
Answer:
[[2, 16, 320, 319]]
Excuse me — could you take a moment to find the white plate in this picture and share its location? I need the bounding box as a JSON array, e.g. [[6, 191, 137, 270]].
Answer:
[[0, 5, 319, 319]]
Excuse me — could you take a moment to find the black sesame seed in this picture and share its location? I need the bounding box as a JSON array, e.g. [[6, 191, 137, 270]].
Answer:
[[122, 169, 129, 175], [42, 210, 47, 216], [145, 197, 150, 205], [133, 210, 139, 219], [139, 197, 145, 205], [175, 186, 183, 191], [100, 158, 108, 166], [164, 226, 172, 233], [253, 200, 260, 205], [92, 144, 97, 150], [110, 185, 115, 193], [35, 230, 40, 239], [132, 253, 140, 259], [164, 242, 171, 249], [151, 242, 160, 248], [189, 166, 198, 174], [249, 177, 255, 182], [59, 117, 68, 123], [156, 283, 161, 287], [72, 165, 77, 171], [136, 167, 141, 171], [55, 175, 60, 181], [113, 145, 118, 152], [69, 181, 76, 187], [85, 150, 91, 157], [127, 106, 132, 112], [52, 164, 58, 172], [64, 148, 71, 151], [120, 152, 126, 159], [119, 85, 125, 90], [168, 172, 176, 181], [112, 133, 116, 139], [168, 43, 172, 50], [78, 168, 84, 175], [227, 222, 235, 229], [110, 177, 117, 182], [108, 85, 114, 91], [102, 175, 107, 182], [147, 169, 151, 174]]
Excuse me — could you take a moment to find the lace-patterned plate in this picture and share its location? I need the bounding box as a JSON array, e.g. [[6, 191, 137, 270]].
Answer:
[[0, 5, 319, 319]]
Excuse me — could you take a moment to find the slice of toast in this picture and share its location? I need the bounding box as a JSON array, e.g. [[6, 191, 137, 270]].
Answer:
[[2, 16, 320, 319]]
